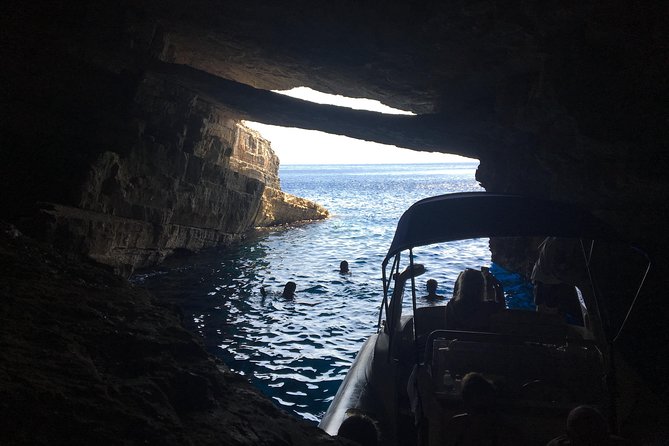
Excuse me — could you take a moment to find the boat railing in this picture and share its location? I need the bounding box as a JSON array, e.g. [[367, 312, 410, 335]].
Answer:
[[422, 328, 604, 405], [421, 328, 598, 364]]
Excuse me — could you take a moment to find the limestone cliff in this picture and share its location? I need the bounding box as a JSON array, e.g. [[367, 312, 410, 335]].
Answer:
[[254, 187, 329, 227], [31, 74, 327, 275]]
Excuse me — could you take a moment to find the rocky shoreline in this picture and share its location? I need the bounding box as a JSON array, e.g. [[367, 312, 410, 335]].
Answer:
[[0, 224, 344, 445]]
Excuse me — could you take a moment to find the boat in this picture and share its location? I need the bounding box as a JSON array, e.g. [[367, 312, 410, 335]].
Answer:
[[319, 192, 649, 446]]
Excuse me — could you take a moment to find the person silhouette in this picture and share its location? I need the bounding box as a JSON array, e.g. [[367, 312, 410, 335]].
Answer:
[[337, 413, 380, 446], [547, 405, 629, 446], [443, 372, 524, 446], [281, 281, 297, 298], [339, 260, 350, 274], [423, 279, 444, 300], [445, 269, 502, 331]]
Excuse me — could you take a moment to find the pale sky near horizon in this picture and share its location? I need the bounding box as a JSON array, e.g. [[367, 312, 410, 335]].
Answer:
[[244, 87, 477, 165]]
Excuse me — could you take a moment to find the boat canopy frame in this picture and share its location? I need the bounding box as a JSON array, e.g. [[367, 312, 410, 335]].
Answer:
[[382, 192, 620, 269], [378, 192, 649, 344]]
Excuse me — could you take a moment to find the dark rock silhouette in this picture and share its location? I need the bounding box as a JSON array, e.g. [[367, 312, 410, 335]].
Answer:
[[2, 1, 668, 443]]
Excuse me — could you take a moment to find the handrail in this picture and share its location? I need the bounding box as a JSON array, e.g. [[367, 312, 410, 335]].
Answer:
[[422, 329, 599, 365]]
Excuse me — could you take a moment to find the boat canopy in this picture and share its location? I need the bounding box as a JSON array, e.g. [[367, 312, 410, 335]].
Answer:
[[383, 192, 619, 266]]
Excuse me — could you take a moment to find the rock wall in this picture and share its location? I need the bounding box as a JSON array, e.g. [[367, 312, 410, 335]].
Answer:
[[18, 72, 326, 275], [0, 224, 343, 446], [254, 187, 329, 227], [3, 0, 668, 441]]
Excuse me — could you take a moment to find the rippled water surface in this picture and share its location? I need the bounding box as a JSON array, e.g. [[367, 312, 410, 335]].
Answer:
[[135, 163, 490, 423]]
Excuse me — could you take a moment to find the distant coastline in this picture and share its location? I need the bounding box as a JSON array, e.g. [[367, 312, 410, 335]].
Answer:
[[280, 161, 479, 167]]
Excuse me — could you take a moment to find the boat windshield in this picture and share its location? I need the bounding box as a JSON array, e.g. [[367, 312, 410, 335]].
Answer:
[[380, 236, 649, 345]]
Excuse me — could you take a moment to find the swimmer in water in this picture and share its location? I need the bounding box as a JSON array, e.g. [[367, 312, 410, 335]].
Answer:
[[423, 279, 444, 300], [282, 281, 297, 298]]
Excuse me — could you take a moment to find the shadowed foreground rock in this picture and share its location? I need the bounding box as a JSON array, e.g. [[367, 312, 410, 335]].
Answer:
[[0, 224, 343, 445]]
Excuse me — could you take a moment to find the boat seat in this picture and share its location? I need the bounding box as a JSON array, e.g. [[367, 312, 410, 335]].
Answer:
[[413, 306, 448, 340], [489, 309, 567, 339], [439, 412, 526, 446], [426, 331, 604, 403], [431, 339, 558, 388]]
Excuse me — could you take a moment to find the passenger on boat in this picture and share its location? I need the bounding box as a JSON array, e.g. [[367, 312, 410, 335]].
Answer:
[[422, 279, 445, 300], [445, 269, 503, 331], [337, 413, 380, 446], [339, 260, 350, 274], [546, 405, 629, 446], [533, 281, 584, 325], [532, 238, 585, 325], [442, 372, 523, 446], [281, 281, 297, 298]]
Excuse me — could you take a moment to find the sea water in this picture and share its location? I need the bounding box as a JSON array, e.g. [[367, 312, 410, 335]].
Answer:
[[135, 162, 530, 423]]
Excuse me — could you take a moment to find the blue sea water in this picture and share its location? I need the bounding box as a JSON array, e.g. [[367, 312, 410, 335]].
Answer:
[[134, 162, 532, 423]]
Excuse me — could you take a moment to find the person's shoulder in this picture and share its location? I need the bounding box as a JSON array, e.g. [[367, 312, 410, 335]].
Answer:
[[607, 435, 631, 446], [546, 434, 570, 446]]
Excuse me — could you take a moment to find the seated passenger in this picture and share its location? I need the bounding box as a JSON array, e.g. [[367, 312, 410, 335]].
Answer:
[[446, 269, 503, 331], [337, 412, 380, 446], [547, 405, 629, 446], [533, 281, 584, 326], [531, 237, 585, 325], [443, 372, 524, 446]]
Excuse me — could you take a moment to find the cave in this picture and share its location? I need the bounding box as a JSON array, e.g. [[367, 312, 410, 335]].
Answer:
[[2, 1, 668, 444]]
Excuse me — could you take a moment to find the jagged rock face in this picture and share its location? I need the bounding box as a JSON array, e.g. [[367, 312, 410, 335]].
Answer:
[[255, 187, 329, 227], [118, 1, 668, 267], [0, 225, 343, 446], [3, 0, 669, 439], [11, 69, 326, 275], [4, 1, 666, 267]]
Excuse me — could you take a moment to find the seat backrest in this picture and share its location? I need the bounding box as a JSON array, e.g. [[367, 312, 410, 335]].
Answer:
[[413, 306, 448, 339], [489, 309, 566, 339], [430, 337, 560, 393]]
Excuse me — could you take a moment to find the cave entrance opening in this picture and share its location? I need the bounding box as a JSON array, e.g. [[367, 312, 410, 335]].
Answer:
[[243, 87, 476, 166]]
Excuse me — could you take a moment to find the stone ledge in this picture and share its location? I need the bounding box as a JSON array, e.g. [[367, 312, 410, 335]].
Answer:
[[36, 203, 241, 276], [254, 187, 330, 227]]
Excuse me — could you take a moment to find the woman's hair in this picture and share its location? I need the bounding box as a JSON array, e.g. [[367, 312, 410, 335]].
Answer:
[[453, 269, 485, 303], [461, 372, 496, 412], [338, 413, 380, 446], [566, 405, 608, 443]]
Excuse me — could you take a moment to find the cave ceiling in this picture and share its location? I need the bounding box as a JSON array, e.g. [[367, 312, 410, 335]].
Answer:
[[5, 0, 667, 233], [138, 0, 667, 164], [7, 1, 666, 164], [4, 0, 666, 248]]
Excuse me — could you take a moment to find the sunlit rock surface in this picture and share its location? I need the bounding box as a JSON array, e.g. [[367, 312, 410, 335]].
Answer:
[[255, 187, 329, 227]]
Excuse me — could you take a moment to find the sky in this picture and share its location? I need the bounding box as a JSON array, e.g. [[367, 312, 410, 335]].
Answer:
[[243, 87, 476, 165]]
